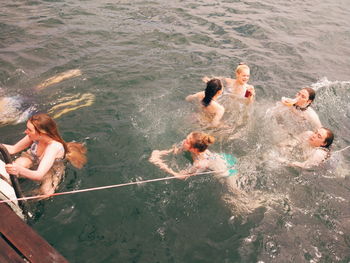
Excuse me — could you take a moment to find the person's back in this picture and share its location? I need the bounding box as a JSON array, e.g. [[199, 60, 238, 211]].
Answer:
[[186, 79, 225, 127]]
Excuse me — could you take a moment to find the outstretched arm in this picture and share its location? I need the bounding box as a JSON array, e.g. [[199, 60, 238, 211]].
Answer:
[[203, 76, 232, 86], [287, 149, 327, 169], [149, 149, 188, 179], [3, 135, 32, 155], [186, 91, 204, 102]]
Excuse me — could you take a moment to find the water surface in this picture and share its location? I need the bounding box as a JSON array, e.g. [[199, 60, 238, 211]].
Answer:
[[1, 0, 350, 262]]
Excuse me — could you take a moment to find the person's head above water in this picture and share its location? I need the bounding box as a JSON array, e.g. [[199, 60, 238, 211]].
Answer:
[[27, 113, 87, 168], [27, 113, 63, 144], [309, 127, 334, 148], [183, 132, 215, 153], [235, 63, 250, 85], [294, 87, 315, 108], [202, 78, 223, 107]]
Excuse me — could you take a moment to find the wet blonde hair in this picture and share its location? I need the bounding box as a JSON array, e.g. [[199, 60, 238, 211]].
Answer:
[[235, 63, 250, 75], [29, 113, 87, 169], [190, 132, 215, 152]]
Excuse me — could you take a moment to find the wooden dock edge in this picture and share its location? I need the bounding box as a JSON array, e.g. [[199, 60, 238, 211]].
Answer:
[[0, 203, 68, 263]]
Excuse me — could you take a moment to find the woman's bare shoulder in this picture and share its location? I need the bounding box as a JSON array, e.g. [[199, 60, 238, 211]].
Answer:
[[47, 141, 64, 151], [186, 91, 205, 101]]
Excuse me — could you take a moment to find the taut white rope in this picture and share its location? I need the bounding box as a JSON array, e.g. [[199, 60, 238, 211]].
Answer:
[[334, 146, 350, 154], [0, 168, 232, 204]]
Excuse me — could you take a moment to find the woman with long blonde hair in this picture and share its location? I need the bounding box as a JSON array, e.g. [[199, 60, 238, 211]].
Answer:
[[3, 113, 87, 195]]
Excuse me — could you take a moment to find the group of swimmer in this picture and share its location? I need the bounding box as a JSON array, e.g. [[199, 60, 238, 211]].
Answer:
[[0, 64, 335, 199], [150, 63, 334, 178]]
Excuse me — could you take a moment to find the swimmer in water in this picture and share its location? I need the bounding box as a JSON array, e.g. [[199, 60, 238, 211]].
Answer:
[[203, 63, 255, 104], [279, 127, 334, 169], [279, 87, 322, 129], [149, 131, 237, 179], [3, 113, 87, 196], [0, 96, 35, 127], [0, 69, 88, 126], [35, 69, 82, 91], [186, 78, 225, 127]]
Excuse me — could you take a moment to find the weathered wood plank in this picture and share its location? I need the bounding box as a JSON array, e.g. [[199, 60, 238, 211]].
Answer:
[[0, 236, 26, 263], [0, 203, 68, 263]]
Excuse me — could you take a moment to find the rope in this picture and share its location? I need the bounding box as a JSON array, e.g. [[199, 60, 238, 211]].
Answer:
[[0, 168, 231, 204], [334, 146, 350, 154]]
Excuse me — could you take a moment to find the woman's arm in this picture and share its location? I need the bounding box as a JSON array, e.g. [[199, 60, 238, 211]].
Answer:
[[279, 131, 312, 148], [3, 136, 32, 155], [202, 76, 229, 84], [149, 149, 189, 179], [288, 149, 327, 169], [6, 142, 63, 181], [186, 91, 204, 102]]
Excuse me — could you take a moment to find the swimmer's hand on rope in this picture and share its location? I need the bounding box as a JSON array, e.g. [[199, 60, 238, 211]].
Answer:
[[149, 149, 190, 180]]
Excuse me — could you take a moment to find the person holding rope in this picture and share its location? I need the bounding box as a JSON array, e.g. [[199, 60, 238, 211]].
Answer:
[[3, 113, 87, 196], [149, 131, 237, 179]]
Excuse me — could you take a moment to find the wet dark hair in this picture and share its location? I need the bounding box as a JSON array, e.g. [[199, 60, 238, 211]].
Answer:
[[304, 87, 316, 102], [202, 79, 222, 107], [321, 127, 334, 149]]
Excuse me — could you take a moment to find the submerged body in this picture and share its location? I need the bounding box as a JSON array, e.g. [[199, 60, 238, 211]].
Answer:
[[0, 69, 91, 126], [0, 96, 35, 127], [186, 91, 225, 127], [279, 88, 322, 129], [35, 69, 82, 91], [279, 128, 334, 169]]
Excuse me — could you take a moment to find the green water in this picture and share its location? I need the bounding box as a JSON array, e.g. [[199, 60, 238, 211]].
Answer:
[[1, 0, 350, 262]]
